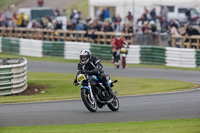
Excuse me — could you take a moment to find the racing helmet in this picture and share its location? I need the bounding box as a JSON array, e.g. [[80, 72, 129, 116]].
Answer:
[[115, 32, 122, 40], [80, 49, 91, 65]]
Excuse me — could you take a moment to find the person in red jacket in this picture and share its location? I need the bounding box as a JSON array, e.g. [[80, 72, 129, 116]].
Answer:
[[37, 0, 44, 7], [111, 32, 129, 68]]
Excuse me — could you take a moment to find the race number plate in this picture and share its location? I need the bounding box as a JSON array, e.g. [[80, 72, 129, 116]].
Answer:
[[77, 74, 86, 82], [120, 48, 126, 53]]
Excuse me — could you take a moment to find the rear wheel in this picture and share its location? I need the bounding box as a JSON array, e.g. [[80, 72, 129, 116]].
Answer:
[[81, 89, 97, 112], [107, 97, 119, 111]]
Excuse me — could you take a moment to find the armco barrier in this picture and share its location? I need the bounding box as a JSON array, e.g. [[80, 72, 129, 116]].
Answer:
[[20, 39, 43, 57], [196, 50, 200, 66], [1, 36, 200, 68], [140, 46, 166, 65], [90, 44, 113, 60], [64, 42, 90, 59], [166, 47, 196, 68], [126, 45, 141, 64], [43, 41, 65, 57], [0, 58, 28, 96], [1, 37, 20, 54]]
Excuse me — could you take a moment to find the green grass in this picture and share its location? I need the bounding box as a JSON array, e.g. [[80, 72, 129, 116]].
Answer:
[[1, 53, 200, 71], [1, 119, 200, 133], [0, 0, 16, 9], [0, 72, 197, 103], [66, 0, 88, 19]]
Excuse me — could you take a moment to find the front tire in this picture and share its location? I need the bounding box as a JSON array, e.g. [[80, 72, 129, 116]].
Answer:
[[121, 56, 126, 68], [107, 97, 119, 111], [81, 89, 97, 112]]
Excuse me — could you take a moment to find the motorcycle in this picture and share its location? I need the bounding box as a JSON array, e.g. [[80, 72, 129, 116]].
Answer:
[[116, 43, 128, 69], [75, 72, 119, 112]]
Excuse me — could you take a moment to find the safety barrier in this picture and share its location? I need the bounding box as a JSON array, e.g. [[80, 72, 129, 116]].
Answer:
[[65, 42, 90, 59], [166, 48, 196, 68], [126, 45, 140, 64], [90, 44, 113, 60], [140, 46, 166, 65], [1, 37, 20, 54], [43, 41, 65, 57], [20, 39, 43, 57], [1, 37, 200, 68], [196, 50, 200, 67], [171, 35, 200, 49], [0, 27, 134, 45], [0, 58, 28, 96]]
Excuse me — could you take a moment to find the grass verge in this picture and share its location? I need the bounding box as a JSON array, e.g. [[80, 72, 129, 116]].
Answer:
[[0, 72, 197, 103], [1, 53, 200, 71], [1, 119, 200, 133], [66, 0, 88, 19]]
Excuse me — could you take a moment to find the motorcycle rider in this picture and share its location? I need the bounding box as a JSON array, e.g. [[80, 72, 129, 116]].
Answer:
[[111, 32, 129, 68], [74, 49, 117, 97]]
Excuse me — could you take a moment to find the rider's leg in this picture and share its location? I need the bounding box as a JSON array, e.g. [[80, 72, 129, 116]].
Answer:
[[97, 74, 116, 97]]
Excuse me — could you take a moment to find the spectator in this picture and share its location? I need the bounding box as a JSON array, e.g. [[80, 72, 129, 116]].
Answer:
[[100, 9, 105, 22], [96, 8, 102, 20], [70, 9, 75, 20], [168, 23, 180, 47], [54, 8, 60, 16], [67, 20, 74, 30], [126, 11, 133, 22], [160, 17, 169, 33], [37, 0, 44, 7], [160, 6, 168, 20], [143, 21, 157, 34], [75, 20, 84, 31], [113, 14, 122, 32], [101, 20, 113, 32], [185, 9, 191, 22], [61, 9, 66, 16], [104, 8, 110, 19], [150, 8, 156, 22], [89, 19, 101, 31]]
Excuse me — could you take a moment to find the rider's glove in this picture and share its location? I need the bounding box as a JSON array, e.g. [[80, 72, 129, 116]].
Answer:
[[81, 70, 87, 74], [73, 79, 77, 85]]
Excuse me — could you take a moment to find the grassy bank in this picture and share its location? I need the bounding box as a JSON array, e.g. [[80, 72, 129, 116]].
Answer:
[[66, 0, 88, 19], [0, 72, 197, 103], [1, 119, 200, 133]]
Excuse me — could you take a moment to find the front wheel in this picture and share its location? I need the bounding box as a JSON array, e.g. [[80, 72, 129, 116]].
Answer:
[[107, 97, 119, 111], [121, 56, 126, 69], [81, 89, 97, 112]]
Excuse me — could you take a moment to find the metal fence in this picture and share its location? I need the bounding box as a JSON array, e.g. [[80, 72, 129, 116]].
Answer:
[[134, 33, 169, 47], [0, 58, 28, 96]]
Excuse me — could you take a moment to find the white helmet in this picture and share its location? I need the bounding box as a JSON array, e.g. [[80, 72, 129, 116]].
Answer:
[[115, 32, 122, 40], [80, 49, 91, 65]]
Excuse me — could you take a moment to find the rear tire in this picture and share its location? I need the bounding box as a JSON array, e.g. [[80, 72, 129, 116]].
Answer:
[[107, 97, 119, 111], [81, 89, 97, 112]]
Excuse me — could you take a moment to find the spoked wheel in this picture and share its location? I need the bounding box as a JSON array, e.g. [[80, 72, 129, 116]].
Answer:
[[81, 89, 97, 112], [121, 56, 126, 69], [107, 97, 119, 111]]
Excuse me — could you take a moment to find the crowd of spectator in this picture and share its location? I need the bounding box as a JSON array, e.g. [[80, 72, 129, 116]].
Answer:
[[0, 6, 134, 35]]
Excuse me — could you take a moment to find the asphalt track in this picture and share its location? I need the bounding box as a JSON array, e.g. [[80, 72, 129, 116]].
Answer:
[[0, 61, 200, 127]]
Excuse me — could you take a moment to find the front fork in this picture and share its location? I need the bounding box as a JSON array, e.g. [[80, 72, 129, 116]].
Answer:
[[88, 82, 95, 104]]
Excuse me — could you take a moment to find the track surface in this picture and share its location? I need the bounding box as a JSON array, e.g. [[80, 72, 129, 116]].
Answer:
[[28, 61, 200, 83], [0, 61, 200, 127]]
